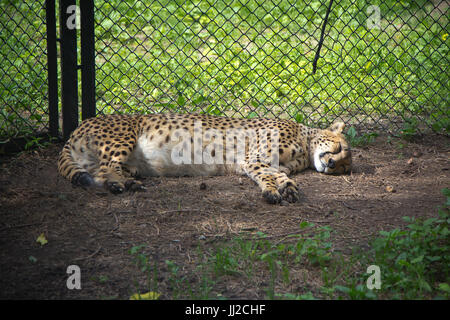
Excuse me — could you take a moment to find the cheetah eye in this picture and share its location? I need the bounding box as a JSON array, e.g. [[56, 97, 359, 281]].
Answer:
[[329, 143, 341, 155]]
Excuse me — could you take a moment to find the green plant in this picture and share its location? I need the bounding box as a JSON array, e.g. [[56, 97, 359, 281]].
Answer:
[[128, 190, 449, 300], [92, 0, 448, 132], [334, 284, 377, 300], [210, 244, 241, 277], [129, 245, 159, 296], [24, 135, 57, 150], [399, 117, 420, 140], [345, 126, 378, 147], [1, 2, 49, 140], [275, 292, 317, 300], [340, 188, 450, 299], [2, 0, 448, 139]]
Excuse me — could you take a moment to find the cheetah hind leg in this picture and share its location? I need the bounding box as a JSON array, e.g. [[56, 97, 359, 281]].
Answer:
[[122, 164, 138, 178]]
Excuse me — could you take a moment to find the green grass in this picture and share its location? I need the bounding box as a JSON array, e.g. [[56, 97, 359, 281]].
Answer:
[[129, 188, 450, 300], [129, 222, 336, 299]]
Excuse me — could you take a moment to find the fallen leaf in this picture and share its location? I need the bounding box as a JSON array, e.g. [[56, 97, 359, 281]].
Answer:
[[130, 291, 161, 300], [36, 233, 48, 246]]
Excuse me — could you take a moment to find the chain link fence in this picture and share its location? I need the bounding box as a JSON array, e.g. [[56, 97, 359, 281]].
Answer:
[[0, 1, 49, 142], [0, 0, 448, 144], [94, 0, 448, 133]]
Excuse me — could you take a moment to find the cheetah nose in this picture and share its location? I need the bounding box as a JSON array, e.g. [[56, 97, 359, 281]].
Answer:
[[328, 159, 336, 169]]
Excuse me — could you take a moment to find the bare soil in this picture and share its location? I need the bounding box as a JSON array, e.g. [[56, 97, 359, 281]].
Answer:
[[0, 134, 448, 299]]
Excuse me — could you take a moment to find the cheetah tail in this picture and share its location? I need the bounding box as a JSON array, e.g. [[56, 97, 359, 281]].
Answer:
[[57, 144, 95, 187]]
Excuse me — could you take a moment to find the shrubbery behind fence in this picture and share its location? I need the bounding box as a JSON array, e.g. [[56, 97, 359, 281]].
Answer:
[[0, 0, 448, 142]]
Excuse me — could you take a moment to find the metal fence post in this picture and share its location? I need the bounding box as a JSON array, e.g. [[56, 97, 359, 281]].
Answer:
[[45, 0, 59, 138], [80, 0, 96, 120], [59, 0, 79, 140]]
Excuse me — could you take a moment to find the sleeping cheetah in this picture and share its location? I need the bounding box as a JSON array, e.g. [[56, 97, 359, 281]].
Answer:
[[58, 113, 351, 204]]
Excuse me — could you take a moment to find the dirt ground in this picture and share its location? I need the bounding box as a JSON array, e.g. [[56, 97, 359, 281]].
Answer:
[[0, 134, 448, 299]]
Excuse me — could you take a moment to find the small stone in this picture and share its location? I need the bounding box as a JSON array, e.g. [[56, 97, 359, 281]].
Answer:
[[385, 186, 396, 193], [198, 235, 206, 240], [280, 200, 289, 206], [238, 177, 243, 185]]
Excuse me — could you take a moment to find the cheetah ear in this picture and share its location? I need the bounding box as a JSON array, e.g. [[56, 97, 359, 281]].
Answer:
[[328, 122, 345, 133]]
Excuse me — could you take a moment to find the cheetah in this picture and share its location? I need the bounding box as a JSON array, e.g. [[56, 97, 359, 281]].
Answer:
[[57, 113, 351, 204]]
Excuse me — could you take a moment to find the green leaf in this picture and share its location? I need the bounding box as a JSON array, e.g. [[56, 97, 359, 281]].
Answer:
[[294, 113, 304, 123], [247, 111, 258, 119], [346, 126, 357, 139], [438, 283, 450, 293], [36, 233, 48, 246], [334, 285, 351, 294], [423, 218, 436, 227], [129, 244, 145, 255], [299, 221, 311, 229], [419, 279, 432, 292], [364, 291, 377, 299], [411, 255, 424, 264], [426, 256, 441, 262], [402, 216, 414, 223], [379, 230, 391, 237], [177, 95, 186, 107], [441, 188, 450, 197]]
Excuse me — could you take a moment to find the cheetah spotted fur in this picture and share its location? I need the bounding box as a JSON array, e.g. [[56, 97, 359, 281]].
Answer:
[[58, 113, 352, 204]]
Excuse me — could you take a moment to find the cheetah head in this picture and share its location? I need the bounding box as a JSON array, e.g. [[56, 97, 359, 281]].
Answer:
[[310, 122, 352, 174]]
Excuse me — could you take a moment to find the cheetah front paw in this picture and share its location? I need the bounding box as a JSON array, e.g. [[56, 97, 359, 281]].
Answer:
[[262, 189, 282, 204], [278, 180, 300, 203]]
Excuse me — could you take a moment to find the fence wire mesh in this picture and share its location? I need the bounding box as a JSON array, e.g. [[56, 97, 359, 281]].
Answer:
[[0, 0, 448, 143], [0, 1, 49, 141], [94, 0, 449, 133]]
